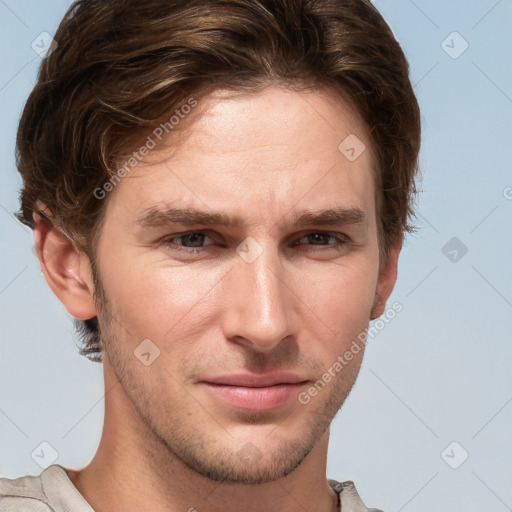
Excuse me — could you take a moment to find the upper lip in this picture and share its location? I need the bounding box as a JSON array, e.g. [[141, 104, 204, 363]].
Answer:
[[201, 372, 308, 388]]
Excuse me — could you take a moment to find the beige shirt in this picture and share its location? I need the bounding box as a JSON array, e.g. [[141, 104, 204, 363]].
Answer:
[[0, 465, 384, 511]]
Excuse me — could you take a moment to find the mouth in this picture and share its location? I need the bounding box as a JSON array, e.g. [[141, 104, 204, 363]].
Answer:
[[199, 372, 309, 412]]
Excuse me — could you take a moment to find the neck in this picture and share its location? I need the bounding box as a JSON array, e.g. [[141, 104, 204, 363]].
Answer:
[[67, 362, 338, 512]]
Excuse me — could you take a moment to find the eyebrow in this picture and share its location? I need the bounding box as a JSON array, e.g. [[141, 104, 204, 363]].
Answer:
[[136, 206, 366, 230]]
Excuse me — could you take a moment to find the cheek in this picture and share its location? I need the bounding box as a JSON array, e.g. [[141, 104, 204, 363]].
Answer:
[[295, 260, 378, 341], [99, 260, 227, 343]]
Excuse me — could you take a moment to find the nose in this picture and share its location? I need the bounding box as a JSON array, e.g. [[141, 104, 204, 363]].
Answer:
[[221, 244, 295, 353]]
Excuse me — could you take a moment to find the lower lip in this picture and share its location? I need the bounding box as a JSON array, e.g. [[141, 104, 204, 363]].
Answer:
[[202, 383, 307, 412]]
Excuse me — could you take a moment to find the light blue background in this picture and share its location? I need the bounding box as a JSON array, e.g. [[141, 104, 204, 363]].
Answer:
[[1, 1, 511, 511]]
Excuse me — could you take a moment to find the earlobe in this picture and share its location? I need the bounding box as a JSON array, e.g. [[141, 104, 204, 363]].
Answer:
[[370, 238, 402, 320], [33, 205, 97, 321]]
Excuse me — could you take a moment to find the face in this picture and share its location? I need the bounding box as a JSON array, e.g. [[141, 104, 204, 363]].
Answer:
[[91, 86, 393, 484]]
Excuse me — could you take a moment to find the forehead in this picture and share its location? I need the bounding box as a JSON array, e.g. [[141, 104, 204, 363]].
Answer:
[[105, 85, 376, 227]]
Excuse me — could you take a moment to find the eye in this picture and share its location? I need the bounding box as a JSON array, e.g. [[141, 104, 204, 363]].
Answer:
[[293, 232, 348, 250], [159, 230, 349, 258], [162, 232, 214, 252]]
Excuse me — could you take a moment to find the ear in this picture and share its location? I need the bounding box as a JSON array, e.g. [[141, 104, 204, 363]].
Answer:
[[33, 205, 97, 321], [370, 237, 402, 320]]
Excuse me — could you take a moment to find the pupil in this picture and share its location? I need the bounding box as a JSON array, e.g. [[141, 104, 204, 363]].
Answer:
[[184, 234, 204, 247], [310, 233, 329, 245]]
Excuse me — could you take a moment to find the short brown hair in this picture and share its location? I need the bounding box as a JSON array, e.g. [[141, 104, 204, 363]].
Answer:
[[16, 0, 421, 361]]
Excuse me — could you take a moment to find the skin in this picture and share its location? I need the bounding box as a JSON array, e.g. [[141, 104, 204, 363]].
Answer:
[[35, 85, 401, 512]]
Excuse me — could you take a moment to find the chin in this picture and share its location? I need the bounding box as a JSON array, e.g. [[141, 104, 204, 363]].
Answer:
[[175, 441, 314, 485], [157, 413, 330, 485]]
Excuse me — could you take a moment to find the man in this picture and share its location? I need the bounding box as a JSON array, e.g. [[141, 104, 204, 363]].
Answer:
[[0, 0, 420, 510]]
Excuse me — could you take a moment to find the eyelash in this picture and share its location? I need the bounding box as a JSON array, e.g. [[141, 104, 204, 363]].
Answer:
[[161, 231, 349, 254]]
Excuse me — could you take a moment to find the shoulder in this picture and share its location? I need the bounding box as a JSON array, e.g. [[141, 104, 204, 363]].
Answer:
[[0, 469, 52, 511], [0, 464, 87, 512], [328, 479, 385, 512]]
